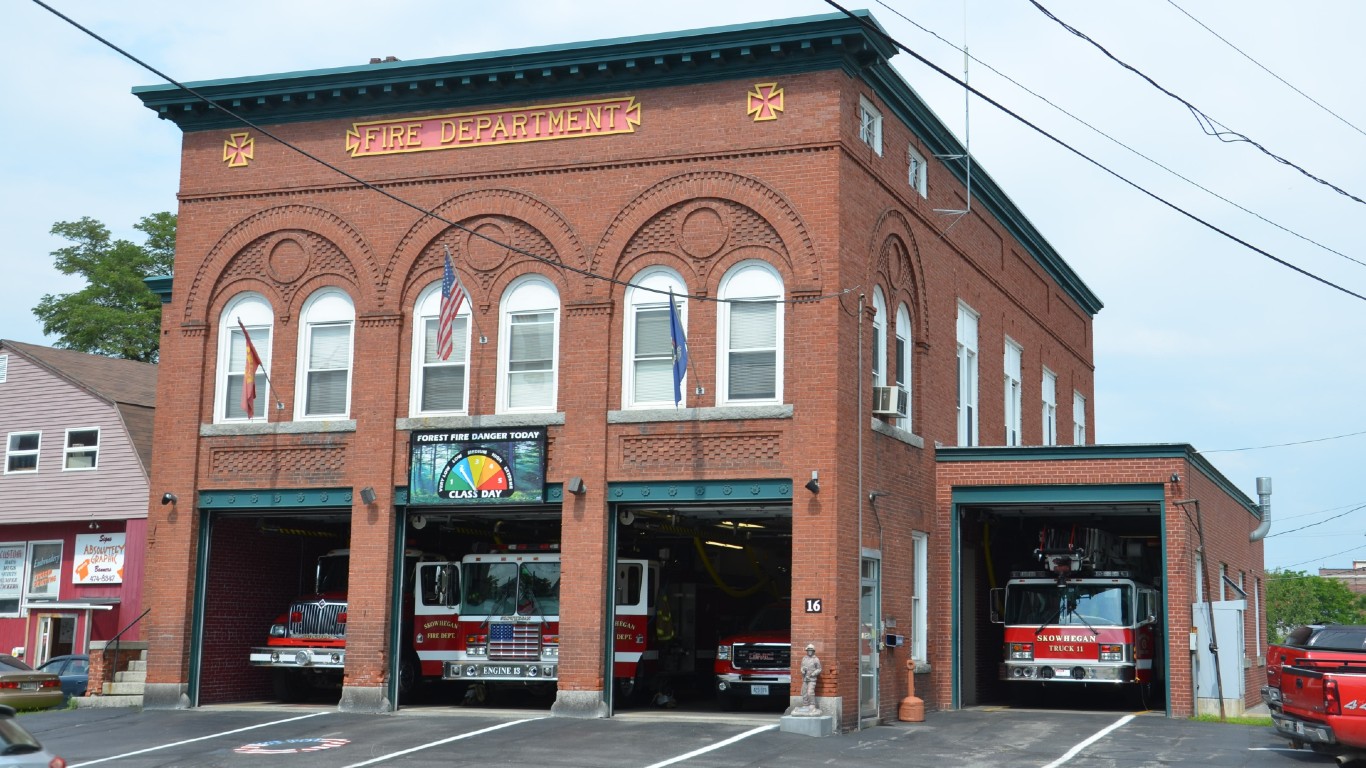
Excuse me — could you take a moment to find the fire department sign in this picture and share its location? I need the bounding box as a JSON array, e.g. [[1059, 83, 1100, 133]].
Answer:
[[346, 96, 641, 157]]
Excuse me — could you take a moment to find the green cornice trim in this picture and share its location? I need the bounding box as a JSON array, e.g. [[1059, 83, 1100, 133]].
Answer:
[[145, 275, 172, 304], [607, 478, 793, 503], [133, 11, 886, 130], [951, 483, 1165, 506], [937, 443, 1261, 518], [198, 487, 354, 509]]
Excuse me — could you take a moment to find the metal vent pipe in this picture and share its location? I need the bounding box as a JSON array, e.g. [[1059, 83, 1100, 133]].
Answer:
[[1250, 476, 1272, 542]]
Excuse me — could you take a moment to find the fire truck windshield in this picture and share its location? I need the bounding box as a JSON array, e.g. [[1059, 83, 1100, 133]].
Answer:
[[1006, 583, 1132, 626], [462, 561, 561, 616], [316, 554, 349, 593]]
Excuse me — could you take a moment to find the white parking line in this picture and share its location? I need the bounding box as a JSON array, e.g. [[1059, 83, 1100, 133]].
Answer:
[[69, 711, 331, 767], [338, 717, 544, 767], [1040, 715, 1134, 768], [641, 724, 779, 768]]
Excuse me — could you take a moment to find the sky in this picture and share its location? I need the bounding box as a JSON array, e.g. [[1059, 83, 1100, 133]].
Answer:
[[5, 1, 1364, 572]]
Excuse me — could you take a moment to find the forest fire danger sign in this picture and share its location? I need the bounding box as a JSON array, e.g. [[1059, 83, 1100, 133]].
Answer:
[[72, 532, 126, 585]]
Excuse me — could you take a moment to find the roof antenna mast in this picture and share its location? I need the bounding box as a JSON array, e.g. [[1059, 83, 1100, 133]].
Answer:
[[934, 0, 972, 221]]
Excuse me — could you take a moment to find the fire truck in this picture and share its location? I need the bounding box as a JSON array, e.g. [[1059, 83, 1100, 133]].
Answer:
[[991, 539, 1161, 700], [415, 549, 659, 704], [250, 548, 444, 701]]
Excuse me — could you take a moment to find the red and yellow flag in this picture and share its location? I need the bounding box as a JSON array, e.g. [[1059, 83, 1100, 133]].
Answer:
[[238, 319, 263, 419]]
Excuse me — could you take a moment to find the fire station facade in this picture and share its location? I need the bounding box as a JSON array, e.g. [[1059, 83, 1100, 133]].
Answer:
[[135, 11, 1266, 727]]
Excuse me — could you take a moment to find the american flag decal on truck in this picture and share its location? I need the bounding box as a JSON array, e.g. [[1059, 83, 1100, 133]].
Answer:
[[489, 622, 541, 659]]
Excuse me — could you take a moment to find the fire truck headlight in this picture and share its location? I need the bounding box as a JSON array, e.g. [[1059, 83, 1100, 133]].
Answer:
[[717, 645, 732, 661], [1099, 644, 1124, 662], [1008, 642, 1033, 661], [269, 624, 287, 638], [294, 650, 312, 666]]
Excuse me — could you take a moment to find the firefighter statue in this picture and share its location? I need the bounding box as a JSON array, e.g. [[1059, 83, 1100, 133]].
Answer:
[[794, 643, 822, 715]]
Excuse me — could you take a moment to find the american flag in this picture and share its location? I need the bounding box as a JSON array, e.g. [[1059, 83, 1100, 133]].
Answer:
[[437, 247, 467, 361], [489, 622, 540, 659]]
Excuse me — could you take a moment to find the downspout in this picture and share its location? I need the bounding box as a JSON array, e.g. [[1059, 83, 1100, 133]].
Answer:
[[856, 293, 865, 730], [1249, 477, 1272, 541]]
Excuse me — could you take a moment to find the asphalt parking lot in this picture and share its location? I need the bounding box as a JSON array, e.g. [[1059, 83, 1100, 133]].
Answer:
[[10, 704, 1340, 768]]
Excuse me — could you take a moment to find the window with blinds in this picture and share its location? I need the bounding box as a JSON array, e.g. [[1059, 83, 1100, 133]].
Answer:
[[1042, 368, 1057, 446], [297, 289, 354, 420], [411, 277, 472, 416], [624, 268, 686, 409], [718, 262, 783, 405], [225, 326, 271, 420], [956, 302, 978, 447], [218, 293, 274, 423], [498, 276, 559, 413], [1004, 339, 1022, 447]]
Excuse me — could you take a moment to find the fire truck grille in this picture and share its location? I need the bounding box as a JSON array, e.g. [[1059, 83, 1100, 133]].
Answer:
[[489, 622, 541, 659], [735, 644, 790, 670], [289, 601, 345, 637]]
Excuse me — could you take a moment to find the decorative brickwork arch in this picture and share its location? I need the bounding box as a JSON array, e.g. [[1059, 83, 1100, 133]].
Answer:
[[187, 205, 374, 325], [594, 171, 819, 301], [390, 188, 584, 313], [868, 208, 930, 339]]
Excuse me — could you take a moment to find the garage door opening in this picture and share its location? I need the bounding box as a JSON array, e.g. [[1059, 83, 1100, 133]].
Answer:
[[957, 503, 1167, 714], [608, 503, 793, 716]]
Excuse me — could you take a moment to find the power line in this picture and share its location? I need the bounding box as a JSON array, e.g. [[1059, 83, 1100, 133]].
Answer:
[[821, 1, 1366, 303], [1165, 0, 1366, 142], [1201, 428, 1366, 454], [1275, 543, 1366, 571], [1265, 503, 1366, 538], [871, 0, 1366, 270], [28, 0, 856, 310], [1028, 0, 1366, 208]]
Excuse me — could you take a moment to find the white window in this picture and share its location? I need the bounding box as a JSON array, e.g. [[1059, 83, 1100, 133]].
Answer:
[[1041, 368, 1057, 446], [624, 268, 687, 409], [498, 275, 560, 413], [718, 261, 784, 405], [871, 288, 887, 388], [1004, 339, 1022, 447], [858, 95, 883, 156], [908, 145, 928, 197], [1073, 390, 1087, 444], [63, 428, 99, 471], [296, 289, 355, 420], [895, 304, 912, 431], [5, 433, 39, 474], [411, 281, 471, 415], [217, 293, 274, 422], [911, 531, 928, 664], [956, 302, 978, 446]]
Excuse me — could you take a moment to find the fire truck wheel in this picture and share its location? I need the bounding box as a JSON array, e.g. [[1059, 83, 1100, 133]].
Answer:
[[272, 671, 310, 703], [397, 651, 420, 699], [613, 672, 645, 709]]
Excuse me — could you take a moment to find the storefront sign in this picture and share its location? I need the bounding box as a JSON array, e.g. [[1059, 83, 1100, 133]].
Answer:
[[73, 532, 126, 585], [0, 545, 23, 610], [408, 428, 547, 506], [345, 96, 641, 157], [26, 543, 62, 600]]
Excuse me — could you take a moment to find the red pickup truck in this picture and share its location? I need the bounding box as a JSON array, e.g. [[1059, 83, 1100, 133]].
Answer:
[[1267, 625, 1366, 760]]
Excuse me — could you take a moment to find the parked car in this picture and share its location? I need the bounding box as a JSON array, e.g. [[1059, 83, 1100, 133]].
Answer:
[[35, 656, 88, 703], [0, 657, 63, 712], [0, 704, 64, 767]]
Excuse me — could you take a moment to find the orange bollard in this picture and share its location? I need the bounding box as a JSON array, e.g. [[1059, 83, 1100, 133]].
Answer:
[[899, 658, 925, 722]]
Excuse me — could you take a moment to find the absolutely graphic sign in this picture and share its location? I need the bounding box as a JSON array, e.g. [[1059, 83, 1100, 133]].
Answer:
[[408, 428, 547, 505], [346, 96, 641, 157], [73, 532, 126, 585]]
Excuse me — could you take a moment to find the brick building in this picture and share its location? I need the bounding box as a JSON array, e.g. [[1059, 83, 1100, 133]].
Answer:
[[134, 11, 1265, 728]]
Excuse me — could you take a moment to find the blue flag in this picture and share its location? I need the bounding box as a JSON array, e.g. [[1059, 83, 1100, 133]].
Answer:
[[668, 289, 688, 408]]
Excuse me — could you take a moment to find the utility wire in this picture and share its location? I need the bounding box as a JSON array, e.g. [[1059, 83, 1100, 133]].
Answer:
[[822, 1, 1366, 303], [1165, 0, 1366, 142], [1028, 0, 1366, 208], [1265, 503, 1366, 538], [1275, 543, 1366, 571], [872, 0, 1366, 270], [29, 0, 856, 309], [1201, 428, 1366, 453]]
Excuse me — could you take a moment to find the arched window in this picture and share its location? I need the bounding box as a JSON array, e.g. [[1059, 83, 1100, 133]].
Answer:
[[624, 268, 687, 409], [411, 280, 472, 415], [896, 303, 912, 430], [295, 288, 354, 419], [872, 288, 887, 388], [216, 293, 273, 422], [717, 261, 783, 405], [497, 276, 559, 413]]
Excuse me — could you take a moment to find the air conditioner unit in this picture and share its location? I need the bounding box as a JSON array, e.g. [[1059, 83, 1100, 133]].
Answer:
[[872, 386, 908, 417]]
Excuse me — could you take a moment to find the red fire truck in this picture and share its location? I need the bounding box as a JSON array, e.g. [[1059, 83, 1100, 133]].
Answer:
[[250, 548, 443, 701], [991, 545, 1161, 700], [414, 549, 659, 704]]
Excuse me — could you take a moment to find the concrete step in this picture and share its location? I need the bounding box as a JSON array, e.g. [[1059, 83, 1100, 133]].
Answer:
[[74, 694, 142, 709], [103, 681, 146, 696], [127, 659, 146, 672], [114, 669, 146, 683]]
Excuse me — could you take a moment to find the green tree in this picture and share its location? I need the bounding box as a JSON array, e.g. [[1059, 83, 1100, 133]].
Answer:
[[33, 212, 176, 363], [1266, 568, 1366, 643]]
